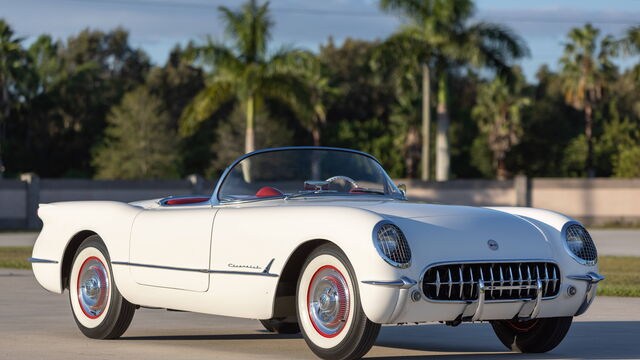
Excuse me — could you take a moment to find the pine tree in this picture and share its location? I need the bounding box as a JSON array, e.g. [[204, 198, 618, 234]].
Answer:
[[93, 87, 180, 179]]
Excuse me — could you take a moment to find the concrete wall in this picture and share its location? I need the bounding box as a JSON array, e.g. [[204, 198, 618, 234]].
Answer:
[[0, 180, 27, 229], [399, 179, 517, 206], [0, 175, 638, 229], [531, 178, 640, 226]]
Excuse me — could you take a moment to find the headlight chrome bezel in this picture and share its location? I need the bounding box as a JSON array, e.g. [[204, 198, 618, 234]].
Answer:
[[373, 221, 412, 269], [561, 221, 598, 266]]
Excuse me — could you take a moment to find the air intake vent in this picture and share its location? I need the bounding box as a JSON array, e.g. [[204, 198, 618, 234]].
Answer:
[[422, 262, 560, 301]]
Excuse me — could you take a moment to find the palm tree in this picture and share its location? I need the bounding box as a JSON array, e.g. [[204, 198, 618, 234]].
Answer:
[[0, 20, 31, 177], [180, 0, 310, 155], [620, 25, 640, 81], [559, 23, 617, 177], [297, 60, 338, 147], [379, 0, 528, 180], [472, 67, 530, 180]]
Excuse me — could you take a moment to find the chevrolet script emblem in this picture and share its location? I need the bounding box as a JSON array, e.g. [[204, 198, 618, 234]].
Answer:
[[487, 239, 499, 251]]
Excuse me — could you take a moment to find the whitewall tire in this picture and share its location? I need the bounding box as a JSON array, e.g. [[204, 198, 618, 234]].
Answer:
[[296, 244, 380, 360], [69, 235, 135, 339]]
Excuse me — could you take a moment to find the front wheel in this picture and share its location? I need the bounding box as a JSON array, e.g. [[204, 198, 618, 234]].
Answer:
[[296, 244, 380, 360], [491, 317, 573, 353], [69, 235, 135, 339]]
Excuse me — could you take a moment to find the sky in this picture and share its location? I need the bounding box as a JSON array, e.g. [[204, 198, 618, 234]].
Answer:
[[2, 0, 640, 81]]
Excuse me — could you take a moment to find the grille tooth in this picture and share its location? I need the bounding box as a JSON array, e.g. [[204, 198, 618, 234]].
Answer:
[[423, 262, 561, 301]]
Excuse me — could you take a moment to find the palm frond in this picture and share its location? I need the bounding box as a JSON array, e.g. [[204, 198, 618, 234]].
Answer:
[[179, 81, 234, 136]]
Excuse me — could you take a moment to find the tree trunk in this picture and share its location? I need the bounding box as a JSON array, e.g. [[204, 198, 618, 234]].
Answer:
[[420, 63, 431, 181], [435, 72, 450, 181], [496, 158, 508, 180], [245, 95, 255, 154], [0, 81, 9, 178], [312, 126, 321, 147], [242, 96, 256, 183], [585, 103, 595, 178]]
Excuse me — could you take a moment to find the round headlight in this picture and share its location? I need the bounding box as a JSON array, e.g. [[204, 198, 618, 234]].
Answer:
[[374, 222, 411, 268], [564, 223, 597, 265]]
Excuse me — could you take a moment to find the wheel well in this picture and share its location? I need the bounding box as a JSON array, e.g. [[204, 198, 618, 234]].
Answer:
[[61, 230, 98, 290], [271, 239, 330, 319]]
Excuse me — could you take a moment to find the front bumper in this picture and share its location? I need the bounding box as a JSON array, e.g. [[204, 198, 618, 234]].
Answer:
[[361, 271, 604, 324]]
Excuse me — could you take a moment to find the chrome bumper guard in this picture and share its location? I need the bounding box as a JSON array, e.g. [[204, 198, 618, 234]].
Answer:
[[459, 278, 543, 322], [568, 272, 605, 316]]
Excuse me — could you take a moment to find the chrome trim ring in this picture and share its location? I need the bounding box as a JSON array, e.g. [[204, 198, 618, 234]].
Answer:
[[372, 220, 411, 269], [561, 221, 598, 266], [307, 265, 351, 338], [77, 256, 110, 319]]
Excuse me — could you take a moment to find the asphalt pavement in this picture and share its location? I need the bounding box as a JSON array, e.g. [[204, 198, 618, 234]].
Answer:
[[1, 268, 639, 360], [2, 229, 638, 256]]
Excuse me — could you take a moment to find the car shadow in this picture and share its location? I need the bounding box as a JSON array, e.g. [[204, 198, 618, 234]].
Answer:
[[119, 321, 638, 359], [121, 332, 303, 341], [370, 321, 640, 359]]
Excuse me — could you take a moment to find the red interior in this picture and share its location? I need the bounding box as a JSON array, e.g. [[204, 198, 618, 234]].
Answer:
[[164, 197, 210, 205], [349, 188, 368, 193], [256, 187, 284, 197]]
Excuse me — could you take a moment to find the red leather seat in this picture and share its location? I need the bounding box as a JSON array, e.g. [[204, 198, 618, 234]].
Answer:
[[165, 197, 210, 205], [256, 187, 284, 197]]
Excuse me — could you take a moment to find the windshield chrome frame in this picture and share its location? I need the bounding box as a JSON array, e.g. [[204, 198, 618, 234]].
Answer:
[[210, 146, 402, 205]]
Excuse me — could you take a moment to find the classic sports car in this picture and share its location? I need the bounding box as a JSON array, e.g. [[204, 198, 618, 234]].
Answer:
[[30, 147, 603, 360]]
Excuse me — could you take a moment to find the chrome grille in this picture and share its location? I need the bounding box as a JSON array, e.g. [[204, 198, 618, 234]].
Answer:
[[422, 262, 560, 301], [565, 224, 597, 262]]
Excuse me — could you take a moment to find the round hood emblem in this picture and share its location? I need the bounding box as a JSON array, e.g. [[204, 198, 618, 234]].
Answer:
[[487, 239, 499, 251]]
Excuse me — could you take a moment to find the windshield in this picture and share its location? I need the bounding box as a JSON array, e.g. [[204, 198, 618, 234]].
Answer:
[[217, 148, 403, 202]]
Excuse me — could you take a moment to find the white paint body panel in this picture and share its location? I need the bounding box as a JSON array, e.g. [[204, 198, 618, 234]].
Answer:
[[130, 206, 215, 291], [31, 197, 599, 324]]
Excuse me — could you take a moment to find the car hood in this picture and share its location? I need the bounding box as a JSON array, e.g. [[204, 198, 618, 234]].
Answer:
[[350, 200, 556, 263]]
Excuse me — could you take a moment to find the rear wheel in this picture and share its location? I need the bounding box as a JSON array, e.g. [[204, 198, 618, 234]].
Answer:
[[296, 244, 380, 360], [69, 235, 135, 339], [491, 317, 573, 353]]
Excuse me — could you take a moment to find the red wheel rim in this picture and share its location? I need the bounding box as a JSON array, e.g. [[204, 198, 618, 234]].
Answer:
[[77, 256, 109, 319], [505, 319, 540, 332], [307, 265, 350, 338]]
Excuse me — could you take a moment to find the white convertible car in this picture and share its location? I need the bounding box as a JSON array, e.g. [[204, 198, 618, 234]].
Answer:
[[30, 147, 603, 360]]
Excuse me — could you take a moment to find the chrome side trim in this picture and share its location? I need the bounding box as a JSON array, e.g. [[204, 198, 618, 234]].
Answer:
[[361, 276, 416, 289], [111, 261, 279, 277], [27, 257, 59, 264]]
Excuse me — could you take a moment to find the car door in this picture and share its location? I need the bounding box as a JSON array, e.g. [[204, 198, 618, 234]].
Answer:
[[130, 206, 217, 292]]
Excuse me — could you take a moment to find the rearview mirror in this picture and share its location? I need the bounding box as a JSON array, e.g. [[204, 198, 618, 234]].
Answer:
[[397, 183, 407, 197]]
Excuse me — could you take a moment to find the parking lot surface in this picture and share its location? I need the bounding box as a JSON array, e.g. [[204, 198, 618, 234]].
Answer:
[[1, 268, 639, 360]]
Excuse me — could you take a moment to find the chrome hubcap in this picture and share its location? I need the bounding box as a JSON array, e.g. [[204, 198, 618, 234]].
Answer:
[[308, 266, 350, 337], [77, 257, 109, 319]]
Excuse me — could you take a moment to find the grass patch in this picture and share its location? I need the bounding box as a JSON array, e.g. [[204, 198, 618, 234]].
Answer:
[[0, 246, 32, 269], [597, 256, 640, 297], [0, 248, 638, 296]]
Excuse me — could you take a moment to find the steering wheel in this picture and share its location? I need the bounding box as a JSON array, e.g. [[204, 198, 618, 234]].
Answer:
[[325, 176, 359, 190]]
